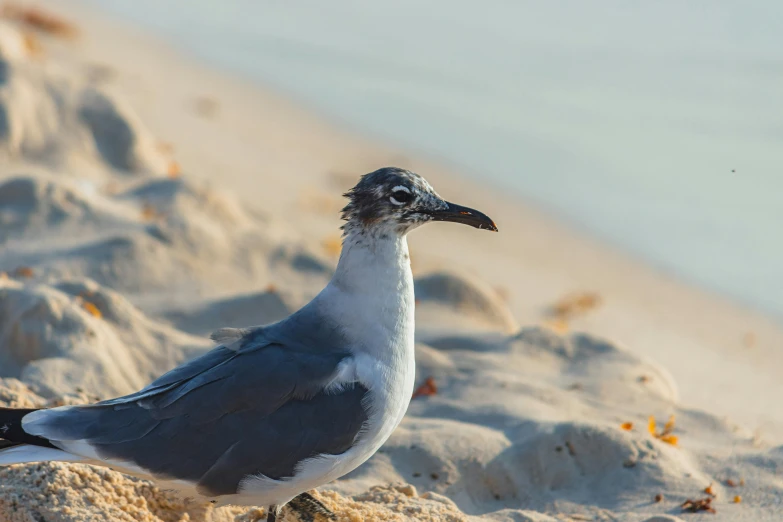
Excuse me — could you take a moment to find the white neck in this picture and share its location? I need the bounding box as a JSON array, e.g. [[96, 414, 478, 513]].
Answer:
[[332, 230, 410, 292], [317, 228, 415, 363]]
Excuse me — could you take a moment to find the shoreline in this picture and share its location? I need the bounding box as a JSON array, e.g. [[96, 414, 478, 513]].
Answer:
[[76, 1, 782, 325], [84, 0, 783, 324]]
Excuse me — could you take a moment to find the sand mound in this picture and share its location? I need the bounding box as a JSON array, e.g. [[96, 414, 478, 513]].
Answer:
[[0, 456, 253, 522], [0, 20, 334, 307], [331, 327, 775, 519], [0, 21, 167, 175], [0, 172, 139, 242], [0, 170, 329, 306], [164, 288, 296, 337], [491, 421, 708, 509], [0, 276, 208, 397], [414, 271, 518, 335]]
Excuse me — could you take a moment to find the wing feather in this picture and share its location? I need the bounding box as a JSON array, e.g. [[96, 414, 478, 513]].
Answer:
[[21, 324, 369, 497]]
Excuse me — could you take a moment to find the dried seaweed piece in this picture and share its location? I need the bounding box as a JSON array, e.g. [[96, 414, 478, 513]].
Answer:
[[1, 3, 78, 38], [167, 160, 181, 178], [654, 493, 664, 503], [681, 497, 716, 514], [658, 434, 679, 445], [21, 30, 42, 56], [12, 266, 34, 278], [81, 301, 102, 318], [648, 415, 679, 446], [704, 483, 716, 497], [542, 317, 570, 334], [412, 376, 437, 399], [648, 416, 656, 435], [546, 292, 602, 320], [542, 291, 602, 334], [141, 203, 159, 221]]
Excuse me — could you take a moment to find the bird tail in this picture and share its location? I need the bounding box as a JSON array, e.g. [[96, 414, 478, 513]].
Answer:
[[0, 407, 81, 465]]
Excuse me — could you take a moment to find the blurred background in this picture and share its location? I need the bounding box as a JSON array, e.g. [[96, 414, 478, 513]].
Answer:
[[91, 0, 783, 319]]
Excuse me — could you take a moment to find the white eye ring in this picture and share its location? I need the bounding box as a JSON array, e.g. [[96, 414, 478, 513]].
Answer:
[[389, 185, 412, 206]]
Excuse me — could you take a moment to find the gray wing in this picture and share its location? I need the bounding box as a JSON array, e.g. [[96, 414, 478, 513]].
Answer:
[[22, 329, 369, 497], [96, 343, 240, 408]]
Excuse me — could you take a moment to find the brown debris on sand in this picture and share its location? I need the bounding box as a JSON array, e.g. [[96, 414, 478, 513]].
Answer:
[[0, 3, 78, 39], [546, 292, 602, 322], [412, 376, 438, 399], [681, 497, 716, 514]]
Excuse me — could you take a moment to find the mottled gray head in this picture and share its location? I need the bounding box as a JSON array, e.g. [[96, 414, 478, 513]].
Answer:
[[341, 167, 497, 236]]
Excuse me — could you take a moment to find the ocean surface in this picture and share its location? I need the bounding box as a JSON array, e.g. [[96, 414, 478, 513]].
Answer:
[[91, 0, 783, 319]]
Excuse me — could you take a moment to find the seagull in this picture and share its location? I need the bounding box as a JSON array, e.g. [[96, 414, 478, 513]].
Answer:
[[0, 167, 497, 521]]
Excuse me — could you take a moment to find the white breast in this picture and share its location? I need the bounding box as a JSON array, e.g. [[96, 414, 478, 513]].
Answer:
[[231, 334, 416, 509]]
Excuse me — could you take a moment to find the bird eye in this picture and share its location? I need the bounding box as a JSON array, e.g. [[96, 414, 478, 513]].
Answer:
[[390, 187, 413, 206]]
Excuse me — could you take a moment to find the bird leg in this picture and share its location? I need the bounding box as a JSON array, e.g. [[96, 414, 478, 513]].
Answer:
[[286, 492, 337, 521], [266, 504, 278, 522]]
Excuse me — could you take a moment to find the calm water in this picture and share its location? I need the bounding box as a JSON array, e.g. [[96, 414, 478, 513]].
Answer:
[[92, 0, 783, 318]]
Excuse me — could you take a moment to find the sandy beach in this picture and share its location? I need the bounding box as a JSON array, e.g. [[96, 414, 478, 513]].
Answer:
[[2, 2, 783, 521]]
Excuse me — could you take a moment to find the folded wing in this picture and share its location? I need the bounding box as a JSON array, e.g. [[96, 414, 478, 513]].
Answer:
[[22, 333, 369, 497]]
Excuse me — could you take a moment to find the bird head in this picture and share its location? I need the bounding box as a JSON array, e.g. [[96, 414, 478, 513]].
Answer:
[[341, 167, 498, 237]]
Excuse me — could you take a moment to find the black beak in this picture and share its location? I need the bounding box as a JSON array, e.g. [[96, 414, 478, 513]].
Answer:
[[429, 201, 498, 232]]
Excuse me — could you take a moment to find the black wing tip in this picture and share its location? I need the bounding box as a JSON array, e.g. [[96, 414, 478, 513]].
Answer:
[[0, 407, 58, 450], [0, 439, 22, 450]]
